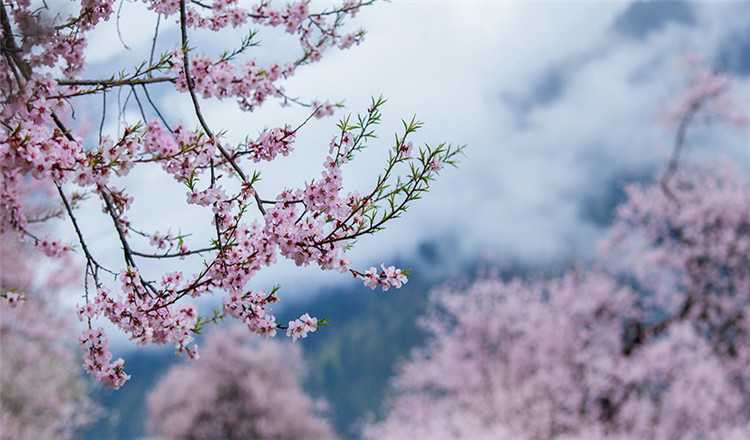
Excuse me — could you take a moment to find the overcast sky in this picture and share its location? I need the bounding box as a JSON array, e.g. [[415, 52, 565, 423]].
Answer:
[[60, 1, 750, 346]]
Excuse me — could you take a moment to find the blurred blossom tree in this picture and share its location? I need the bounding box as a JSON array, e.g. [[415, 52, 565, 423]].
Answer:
[[0, 233, 95, 440], [146, 326, 336, 440], [366, 268, 750, 439], [0, 0, 461, 388], [366, 66, 750, 439]]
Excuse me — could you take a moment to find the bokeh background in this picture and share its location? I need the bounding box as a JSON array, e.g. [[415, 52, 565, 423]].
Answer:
[[65, 1, 750, 438]]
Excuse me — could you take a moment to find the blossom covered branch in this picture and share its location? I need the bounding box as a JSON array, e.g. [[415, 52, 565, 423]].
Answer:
[[0, 0, 461, 388]]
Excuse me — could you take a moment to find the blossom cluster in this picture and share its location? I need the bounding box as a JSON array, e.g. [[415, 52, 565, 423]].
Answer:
[[171, 53, 296, 112], [161, 0, 367, 111], [79, 328, 130, 389], [36, 237, 71, 257], [361, 264, 408, 290], [224, 289, 281, 337], [246, 125, 296, 162], [286, 312, 318, 340]]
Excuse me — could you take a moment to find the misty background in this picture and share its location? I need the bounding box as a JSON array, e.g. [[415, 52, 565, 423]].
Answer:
[[68, 1, 750, 438]]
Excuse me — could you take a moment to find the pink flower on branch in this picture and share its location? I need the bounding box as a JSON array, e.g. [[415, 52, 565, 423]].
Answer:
[[286, 312, 318, 341], [0, 0, 462, 389]]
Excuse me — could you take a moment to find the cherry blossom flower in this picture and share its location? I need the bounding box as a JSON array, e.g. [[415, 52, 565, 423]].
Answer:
[[0, 0, 461, 389]]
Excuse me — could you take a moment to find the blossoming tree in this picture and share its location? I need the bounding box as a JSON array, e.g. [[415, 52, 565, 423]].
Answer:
[[0, 233, 95, 440], [0, 0, 460, 388], [367, 169, 750, 438], [366, 66, 750, 439], [366, 265, 750, 439], [147, 326, 336, 440]]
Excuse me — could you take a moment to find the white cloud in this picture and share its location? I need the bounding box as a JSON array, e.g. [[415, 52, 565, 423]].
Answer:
[[62, 1, 750, 347]]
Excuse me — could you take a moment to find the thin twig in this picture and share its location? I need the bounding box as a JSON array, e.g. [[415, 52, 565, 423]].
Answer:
[[98, 89, 107, 144], [178, 0, 266, 215]]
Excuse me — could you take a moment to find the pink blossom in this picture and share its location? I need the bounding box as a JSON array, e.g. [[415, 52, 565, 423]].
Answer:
[[286, 312, 318, 340], [358, 264, 409, 291], [0, 0, 456, 390]]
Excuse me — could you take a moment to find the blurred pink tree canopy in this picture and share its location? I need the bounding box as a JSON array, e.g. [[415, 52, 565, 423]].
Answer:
[[366, 68, 750, 439], [147, 326, 336, 440], [0, 234, 94, 440]]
